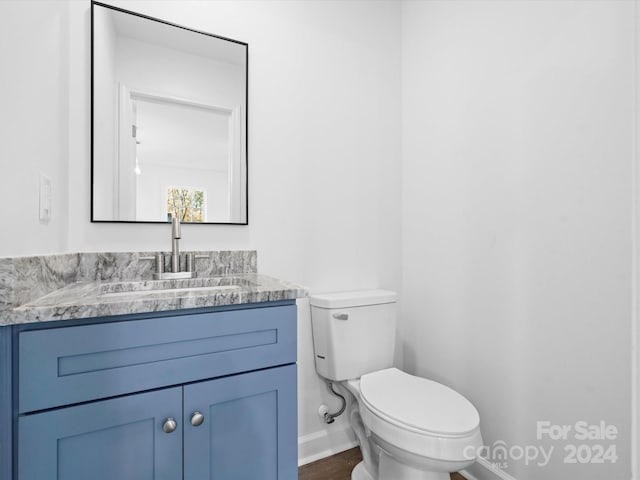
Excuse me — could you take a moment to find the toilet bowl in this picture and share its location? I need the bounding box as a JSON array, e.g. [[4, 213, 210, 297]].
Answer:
[[347, 369, 481, 480], [310, 290, 482, 480]]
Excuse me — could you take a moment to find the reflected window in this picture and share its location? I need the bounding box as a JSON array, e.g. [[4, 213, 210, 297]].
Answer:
[[166, 187, 206, 222]]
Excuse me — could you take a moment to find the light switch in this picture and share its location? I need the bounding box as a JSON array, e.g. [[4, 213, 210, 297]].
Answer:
[[39, 172, 52, 223]]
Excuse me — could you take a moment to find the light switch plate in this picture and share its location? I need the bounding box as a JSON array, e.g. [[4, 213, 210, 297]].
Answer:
[[39, 172, 52, 223]]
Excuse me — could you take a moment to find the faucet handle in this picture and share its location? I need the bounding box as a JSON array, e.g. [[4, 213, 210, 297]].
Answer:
[[154, 253, 165, 274], [140, 253, 164, 274]]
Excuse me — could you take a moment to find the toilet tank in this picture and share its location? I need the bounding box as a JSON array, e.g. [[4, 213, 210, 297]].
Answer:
[[310, 290, 397, 381]]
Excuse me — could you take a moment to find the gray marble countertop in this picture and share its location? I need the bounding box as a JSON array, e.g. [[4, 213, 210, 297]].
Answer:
[[2, 274, 308, 325]]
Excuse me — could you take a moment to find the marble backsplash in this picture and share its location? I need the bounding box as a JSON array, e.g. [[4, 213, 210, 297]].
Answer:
[[0, 250, 257, 312]]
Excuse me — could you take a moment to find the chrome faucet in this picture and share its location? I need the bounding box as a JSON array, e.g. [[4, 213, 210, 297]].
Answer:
[[147, 215, 198, 280]]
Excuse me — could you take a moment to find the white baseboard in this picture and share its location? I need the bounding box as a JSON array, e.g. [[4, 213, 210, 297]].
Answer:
[[459, 469, 481, 480], [298, 430, 518, 480], [461, 458, 518, 480], [298, 424, 358, 466]]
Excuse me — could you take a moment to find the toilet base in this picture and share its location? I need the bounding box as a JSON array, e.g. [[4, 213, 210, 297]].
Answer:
[[352, 455, 455, 480], [378, 450, 449, 480], [351, 461, 375, 480]]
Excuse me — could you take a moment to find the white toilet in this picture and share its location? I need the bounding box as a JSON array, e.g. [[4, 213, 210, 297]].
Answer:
[[310, 290, 482, 480]]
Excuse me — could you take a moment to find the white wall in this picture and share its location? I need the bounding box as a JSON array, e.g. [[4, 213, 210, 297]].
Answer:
[[67, 0, 402, 462], [0, 1, 70, 257], [401, 1, 632, 479]]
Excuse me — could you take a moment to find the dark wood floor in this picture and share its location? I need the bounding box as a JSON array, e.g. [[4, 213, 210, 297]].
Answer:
[[299, 447, 466, 480]]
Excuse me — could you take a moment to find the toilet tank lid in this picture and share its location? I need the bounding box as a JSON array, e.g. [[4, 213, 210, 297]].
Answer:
[[309, 290, 397, 308]]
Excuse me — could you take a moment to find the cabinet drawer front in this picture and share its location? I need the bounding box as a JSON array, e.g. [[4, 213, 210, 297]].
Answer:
[[19, 304, 296, 413]]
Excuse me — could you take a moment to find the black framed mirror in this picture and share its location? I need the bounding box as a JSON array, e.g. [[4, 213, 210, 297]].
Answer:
[[91, 2, 248, 224]]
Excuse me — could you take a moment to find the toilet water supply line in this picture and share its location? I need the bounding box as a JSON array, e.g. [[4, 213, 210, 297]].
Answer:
[[323, 380, 347, 424]]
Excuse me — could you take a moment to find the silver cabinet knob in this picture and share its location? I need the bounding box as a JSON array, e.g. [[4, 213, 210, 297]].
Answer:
[[191, 411, 204, 427], [162, 417, 177, 433]]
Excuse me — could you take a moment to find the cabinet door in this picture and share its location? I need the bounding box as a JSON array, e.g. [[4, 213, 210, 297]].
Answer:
[[19, 387, 182, 480], [184, 364, 297, 480]]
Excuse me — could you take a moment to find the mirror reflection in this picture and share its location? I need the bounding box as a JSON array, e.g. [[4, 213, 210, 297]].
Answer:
[[92, 2, 248, 224]]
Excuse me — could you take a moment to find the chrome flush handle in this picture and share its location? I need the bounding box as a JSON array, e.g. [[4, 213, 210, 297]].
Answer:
[[332, 313, 349, 320]]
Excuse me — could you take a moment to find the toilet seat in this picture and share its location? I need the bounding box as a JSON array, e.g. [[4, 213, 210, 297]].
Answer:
[[359, 368, 479, 437], [354, 368, 483, 463]]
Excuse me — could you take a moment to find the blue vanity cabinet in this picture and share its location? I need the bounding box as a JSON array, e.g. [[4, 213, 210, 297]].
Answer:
[[10, 301, 298, 480]]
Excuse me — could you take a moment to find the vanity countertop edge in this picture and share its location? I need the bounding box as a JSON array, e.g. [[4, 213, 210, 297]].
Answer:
[[3, 274, 308, 326]]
